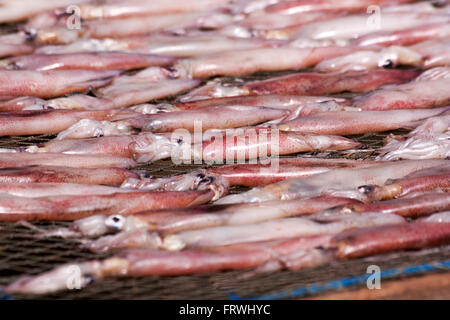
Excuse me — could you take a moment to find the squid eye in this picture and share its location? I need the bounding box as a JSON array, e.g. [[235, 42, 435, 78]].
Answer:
[[140, 171, 153, 178], [358, 185, 375, 195], [431, 0, 446, 8], [105, 215, 126, 231], [199, 177, 214, 185], [196, 173, 206, 179], [383, 59, 394, 69], [24, 30, 37, 41]]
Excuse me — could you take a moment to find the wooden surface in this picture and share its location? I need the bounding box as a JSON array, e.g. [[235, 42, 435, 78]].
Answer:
[[306, 272, 450, 300]]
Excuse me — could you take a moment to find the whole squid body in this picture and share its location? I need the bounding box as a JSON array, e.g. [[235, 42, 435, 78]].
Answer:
[[52, 97, 352, 138], [0, 166, 138, 186], [32, 133, 176, 159], [175, 95, 351, 111], [276, 107, 450, 136], [136, 35, 286, 58], [174, 46, 356, 78], [244, 69, 420, 96], [133, 128, 361, 163], [0, 109, 132, 136], [75, 210, 405, 252], [122, 157, 381, 190], [0, 52, 176, 71], [353, 22, 450, 47], [0, 185, 226, 222], [216, 160, 449, 204], [38, 127, 360, 163], [230, 11, 338, 39], [45, 196, 359, 239], [0, 70, 120, 99], [293, 12, 450, 41], [0, 152, 136, 169], [6, 213, 450, 295], [37, 35, 286, 58], [13, 78, 202, 112], [77, 0, 234, 19], [33, 11, 234, 44], [0, 182, 141, 198], [354, 67, 450, 111], [181, 69, 420, 101], [0, 67, 192, 111], [379, 114, 450, 160], [125, 105, 290, 132], [264, 0, 414, 14], [8, 67, 196, 112]]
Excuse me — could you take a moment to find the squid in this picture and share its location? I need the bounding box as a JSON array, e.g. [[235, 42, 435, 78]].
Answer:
[[354, 67, 450, 110], [30, 11, 234, 44], [264, 0, 413, 14], [127, 106, 289, 132], [122, 157, 381, 190], [0, 52, 176, 71], [165, 129, 360, 164], [243, 69, 420, 96], [315, 46, 422, 72], [0, 189, 221, 222], [84, 12, 234, 39], [33, 133, 174, 159], [0, 182, 138, 198], [332, 193, 450, 219], [36, 35, 285, 58], [6, 212, 450, 294], [0, 42, 34, 58], [78, 0, 234, 20], [0, 0, 87, 23], [177, 69, 419, 102], [216, 160, 448, 204], [55, 119, 135, 140], [276, 107, 450, 136], [175, 94, 350, 110], [39, 196, 358, 239], [364, 165, 450, 200], [332, 218, 450, 260], [0, 70, 119, 99], [294, 12, 450, 41], [411, 39, 450, 68], [80, 211, 404, 252], [174, 46, 355, 78], [0, 152, 136, 169], [379, 114, 450, 160], [0, 109, 125, 136], [354, 23, 450, 47], [0, 166, 138, 186]]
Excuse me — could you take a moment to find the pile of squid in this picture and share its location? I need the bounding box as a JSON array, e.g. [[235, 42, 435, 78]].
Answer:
[[0, 0, 449, 295]]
